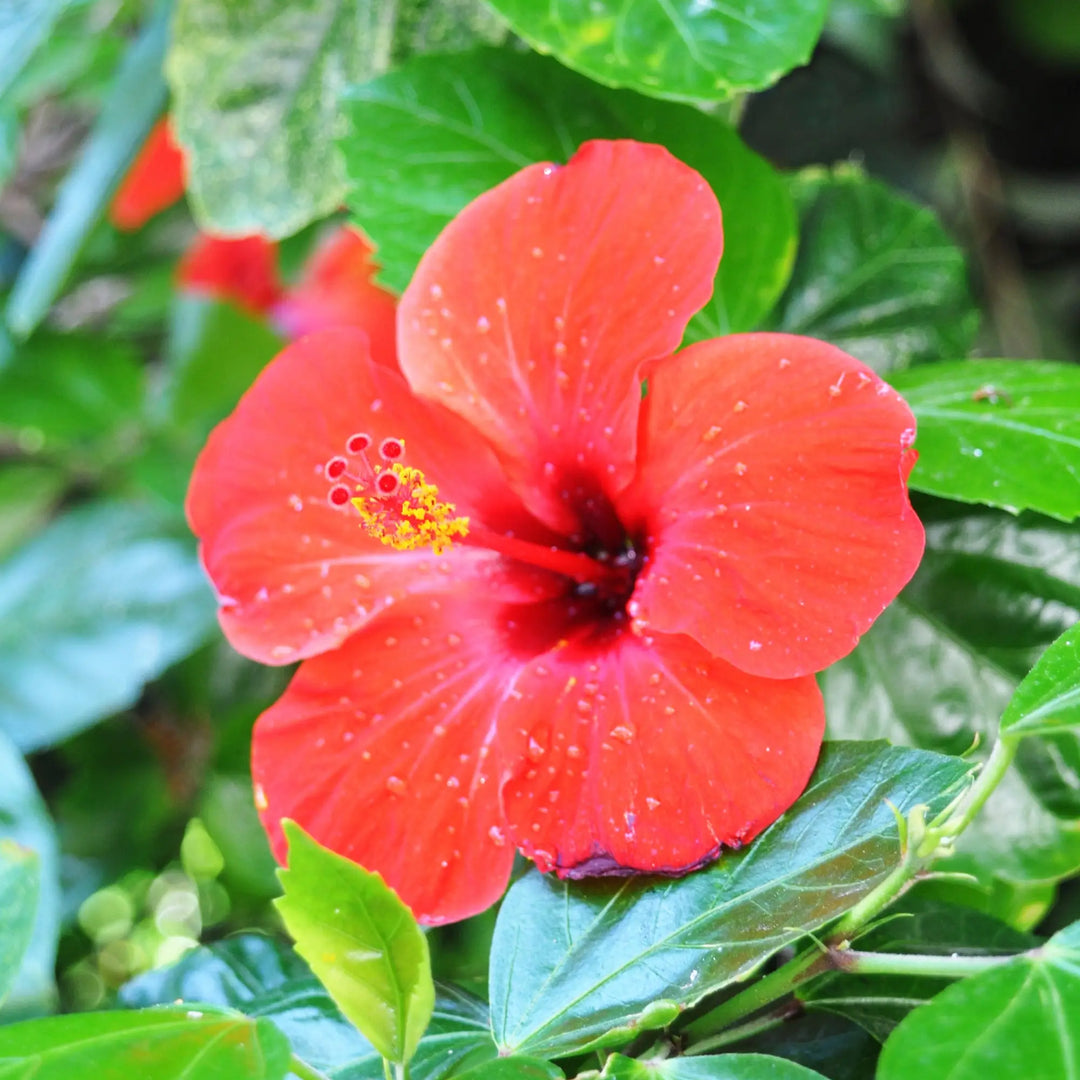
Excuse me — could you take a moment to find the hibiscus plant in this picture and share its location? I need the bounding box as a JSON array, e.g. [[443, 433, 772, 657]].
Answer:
[[1, 2, 1079, 1080]]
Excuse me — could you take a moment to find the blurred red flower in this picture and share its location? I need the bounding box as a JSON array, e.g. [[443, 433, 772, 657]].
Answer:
[[110, 116, 396, 360], [187, 140, 924, 924]]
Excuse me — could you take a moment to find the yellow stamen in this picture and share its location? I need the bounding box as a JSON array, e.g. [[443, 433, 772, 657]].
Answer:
[[352, 463, 468, 556]]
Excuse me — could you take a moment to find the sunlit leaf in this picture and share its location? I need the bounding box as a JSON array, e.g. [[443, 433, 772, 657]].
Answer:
[[877, 920, 1080, 1080], [0, 1007, 292, 1080], [167, 0, 504, 238], [768, 166, 978, 372], [490, 742, 969, 1058], [1000, 623, 1080, 739], [603, 1053, 829, 1078], [892, 359, 1080, 522], [275, 820, 434, 1065], [484, 0, 830, 102]]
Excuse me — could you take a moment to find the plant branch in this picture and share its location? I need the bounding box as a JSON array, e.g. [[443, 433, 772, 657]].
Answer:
[[832, 948, 1016, 979], [290, 1056, 332, 1080]]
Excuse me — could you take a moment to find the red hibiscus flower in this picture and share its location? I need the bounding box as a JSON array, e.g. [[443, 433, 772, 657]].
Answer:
[[187, 140, 924, 925]]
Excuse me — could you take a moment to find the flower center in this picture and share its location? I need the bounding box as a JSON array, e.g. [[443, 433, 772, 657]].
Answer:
[[325, 437, 643, 612]]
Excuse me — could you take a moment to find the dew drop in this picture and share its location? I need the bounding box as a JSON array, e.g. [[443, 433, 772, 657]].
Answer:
[[489, 825, 506, 846], [527, 737, 545, 762], [733, 400, 747, 413], [288, 494, 304, 512], [645, 796, 661, 810], [476, 315, 490, 332], [611, 725, 635, 744], [735, 462, 748, 476], [385, 776, 407, 796], [749, 640, 763, 651]]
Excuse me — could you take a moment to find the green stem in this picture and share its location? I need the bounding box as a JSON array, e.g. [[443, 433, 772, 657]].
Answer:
[[682, 948, 827, 1043], [683, 1006, 792, 1056], [290, 1056, 332, 1080], [933, 736, 1018, 839], [834, 948, 1016, 979]]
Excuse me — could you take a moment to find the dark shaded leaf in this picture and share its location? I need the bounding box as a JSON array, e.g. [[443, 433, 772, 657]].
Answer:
[[768, 166, 977, 372]]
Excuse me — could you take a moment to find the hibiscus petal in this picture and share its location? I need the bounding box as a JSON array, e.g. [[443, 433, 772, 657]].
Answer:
[[399, 139, 722, 533], [109, 117, 186, 230], [186, 329, 556, 665], [177, 235, 285, 316], [622, 333, 925, 679], [272, 226, 398, 367], [253, 596, 518, 924], [498, 628, 823, 875]]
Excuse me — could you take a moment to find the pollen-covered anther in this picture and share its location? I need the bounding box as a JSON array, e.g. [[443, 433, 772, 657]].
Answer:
[[352, 461, 469, 556]]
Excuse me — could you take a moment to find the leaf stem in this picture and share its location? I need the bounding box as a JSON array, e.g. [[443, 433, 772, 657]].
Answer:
[[933, 735, 1018, 839], [682, 1004, 795, 1056], [832, 948, 1016, 979]]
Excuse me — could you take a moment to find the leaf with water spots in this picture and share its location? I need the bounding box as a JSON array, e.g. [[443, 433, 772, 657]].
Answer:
[[484, 0, 830, 102], [274, 820, 434, 1065], [489, 741, 969, 1058], [892, 359, 1080, 522], [877, 919, 1080, 1080]]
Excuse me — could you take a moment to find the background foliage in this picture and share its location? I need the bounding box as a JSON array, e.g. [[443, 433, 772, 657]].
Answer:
[[1, 0, 1079, 1077]]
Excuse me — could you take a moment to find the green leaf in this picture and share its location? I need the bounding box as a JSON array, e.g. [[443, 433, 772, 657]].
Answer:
[[275, 820, 434, 1065], [891, 359, 1080, 522], [0, 0, 73, 101], [484, 0, 830, 102], [877, 920, 1080, 1080], [0, 729, 59, 1018], [341, 48, 795, 331], [602, 1054, 829, 1078], [1000, 623, 1080, 739], [768, 166, 978, 372], [452, 1060, 563, 1080], [0, 841, 37, 1007], [822, 505, 1080, 886], [0, 501, 217, 752], [0, 466, 65, 562], [4, 5, 168, 338], [799, 900, 1038, 1041], [167, 0, 504, 239], [0, 334, 144, 453], [159, 297, 284, 435], [0, 1007, 292, 1080], [490, 742, 969, 1058], [121, 936, 499, 1080]]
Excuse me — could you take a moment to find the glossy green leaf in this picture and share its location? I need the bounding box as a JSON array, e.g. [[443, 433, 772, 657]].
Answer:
[[452, 1059, 563, 1080], [0, 501, 217, 752], [0, 1007, 292, 1080], [4, 5, 167, 338], [768, 165, 978, 372], [0, 729, 59, 1018], [877, 920, 1080, 1080], [892, 359, 1080, 522], [490, 742, 969, 1058], [342, 48, 794, 331], [724, 1011, 879, 1080], [275, 820, 434, 1065], [603, 1054, 829, 1079], [485, 0, 830, 102], [0, 466, 64, 562], [0, 335, 143, 452], [0, 841, 37, 1007], [1000, 623, 1080, 739], [799, 900, 1038, 1041], [167, 0, 504, 239]]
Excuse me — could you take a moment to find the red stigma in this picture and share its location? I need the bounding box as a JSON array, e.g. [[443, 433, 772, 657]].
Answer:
[[375, 471, 401, 497], [328, 484, 351, 507], [347, 433, 372, 454], [325, 456, 348, 480], [379, 437, 405, 461]]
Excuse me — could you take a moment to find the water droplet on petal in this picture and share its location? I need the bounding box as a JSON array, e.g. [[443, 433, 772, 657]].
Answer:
[[385, 776, 407, 796]]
